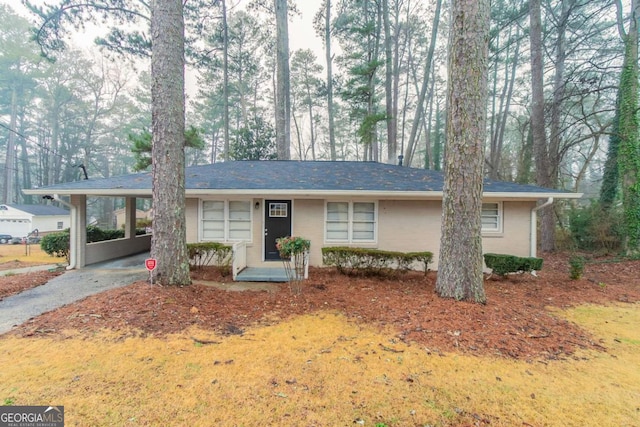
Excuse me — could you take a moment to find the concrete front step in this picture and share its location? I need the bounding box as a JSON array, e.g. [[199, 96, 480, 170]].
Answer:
[[235, 267, 289, 282]]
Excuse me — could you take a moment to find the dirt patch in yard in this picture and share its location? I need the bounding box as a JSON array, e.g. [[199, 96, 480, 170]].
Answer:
[[3, 252, 640, 360]]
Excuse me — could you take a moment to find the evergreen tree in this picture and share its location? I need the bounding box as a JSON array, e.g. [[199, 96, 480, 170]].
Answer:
[[436, 0, 490, 303]]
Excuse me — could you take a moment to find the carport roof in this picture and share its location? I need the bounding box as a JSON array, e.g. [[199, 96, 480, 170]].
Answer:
[[23, 160, 581, 199]]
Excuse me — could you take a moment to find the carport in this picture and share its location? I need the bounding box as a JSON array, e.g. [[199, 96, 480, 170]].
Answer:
[[23, 189, 152, 269]]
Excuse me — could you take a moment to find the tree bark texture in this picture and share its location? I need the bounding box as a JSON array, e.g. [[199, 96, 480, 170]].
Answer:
[[150, 0, 191, 285], [275, 0, 291, 159], [222, 0, 230, 161], [488, 27, 520, 180], [433, 101, 443, 171], [548, 1, 569, 188], [382, 0, 396, 164], [367, 0, 381, 162], [529, 0, 554, 252], [617, 0, 640, 253], [403, 0, 442, 167], [305, 74, 317, 160], [325, 0, 337, 160], [435, 0, 489, 303], [19, 113, 34, 204], [601, 0, 637, 209], [2, 85, 18, 204], [541, 0, 572, 252]]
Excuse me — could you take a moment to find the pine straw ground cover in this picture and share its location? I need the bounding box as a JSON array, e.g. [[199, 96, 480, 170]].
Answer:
[[0, 244, 64, 300], [0, 252, 639, 426]]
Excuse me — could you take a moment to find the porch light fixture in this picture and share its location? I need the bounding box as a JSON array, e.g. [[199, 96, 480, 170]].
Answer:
[[255, 201, 260, 210]]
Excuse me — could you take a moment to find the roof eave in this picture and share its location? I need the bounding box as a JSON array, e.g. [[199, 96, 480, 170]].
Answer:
[[23, 188, 583, 200], [23, 188, 153, 197], [482, 191, 583, 200], [189, 189, 445, 199]]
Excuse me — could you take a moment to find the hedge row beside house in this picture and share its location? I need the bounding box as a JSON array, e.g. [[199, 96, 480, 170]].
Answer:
[[187, 242, 233, 274], [40, 226, 148, 261], [322, 246, 433, 277], [483, 253, 543, 276]]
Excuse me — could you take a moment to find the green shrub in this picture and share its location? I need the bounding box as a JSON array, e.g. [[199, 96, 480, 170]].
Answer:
[[483, 253, 543, 276], [120, 219, 153, 230], [187, 242, 233, 275], [322, 247, 432, 277], [568, 255, 586, 280], [39, 225, 140, 262], [568, 203, 623, 252], [405, 251, 434, 275], [275, 236, 310, 259], [136, 218, 152, 228], [40, 232, 70, 260], [86, 225, 125, 242]]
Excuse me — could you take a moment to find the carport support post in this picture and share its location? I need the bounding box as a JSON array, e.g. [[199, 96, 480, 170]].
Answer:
[[125, 197, 137, 239], [69, 194, 87, 269]]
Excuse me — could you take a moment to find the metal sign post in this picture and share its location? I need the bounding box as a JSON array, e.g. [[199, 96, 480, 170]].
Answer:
[[145, 258, 157, 285]]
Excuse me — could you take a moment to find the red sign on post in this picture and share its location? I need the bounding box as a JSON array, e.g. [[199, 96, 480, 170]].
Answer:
[[145, 258, 157, 271]]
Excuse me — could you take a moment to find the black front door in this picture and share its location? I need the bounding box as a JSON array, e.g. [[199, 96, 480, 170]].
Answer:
[[264, 200, 292, 260]]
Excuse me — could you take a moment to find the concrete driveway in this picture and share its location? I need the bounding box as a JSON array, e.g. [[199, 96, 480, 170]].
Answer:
[[0, 252, 150, 335]]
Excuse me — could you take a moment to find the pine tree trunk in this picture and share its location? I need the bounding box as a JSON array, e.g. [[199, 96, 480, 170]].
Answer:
[[222, 0, 230, 161], [599, 92, 621, 209], [19, 113, 33, 204], [382, 0, 396, 164], [150, 0, 191, 285], [325, 0, 337, 160], [2, 85, 18, 204], [433, 102, 443, 171], [47, 102, 61, 186], [529, 0, 554, 253], [306, 82, 317, 160], [435, 0, 489, 303], [403, 0, 442, 167], [489, 27, 520, 180], [275, 0, 291, 160], [618, 0, 640, 253]]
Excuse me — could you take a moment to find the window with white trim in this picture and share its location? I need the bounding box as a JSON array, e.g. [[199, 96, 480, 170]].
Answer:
[[326, 201, 376, 242], [201, 200, 251, 241], [481, 202, 502, 233]]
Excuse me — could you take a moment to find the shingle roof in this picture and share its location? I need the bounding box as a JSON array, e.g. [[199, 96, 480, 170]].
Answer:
[[24, 160, 579, 197], [6, 204, 69, 216]]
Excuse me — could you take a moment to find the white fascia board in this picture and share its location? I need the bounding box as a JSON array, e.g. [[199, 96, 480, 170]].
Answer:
[[22, 188, 583, 200], [482, 192, 583, 200], [23, 188, 153, 197], [18, 188, 39, 195], [186, 189, 445, 200]]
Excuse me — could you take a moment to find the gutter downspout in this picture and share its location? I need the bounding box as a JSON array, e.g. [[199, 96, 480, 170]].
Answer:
[[530, 197, 554, 258], [51, 194, 77, 270]]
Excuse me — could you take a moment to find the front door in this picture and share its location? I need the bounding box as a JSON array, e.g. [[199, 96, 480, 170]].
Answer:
[[264, 200, 292, 260]]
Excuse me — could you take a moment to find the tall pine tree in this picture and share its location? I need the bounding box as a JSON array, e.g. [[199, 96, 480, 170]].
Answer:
[[435, 0, 490, 303]]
